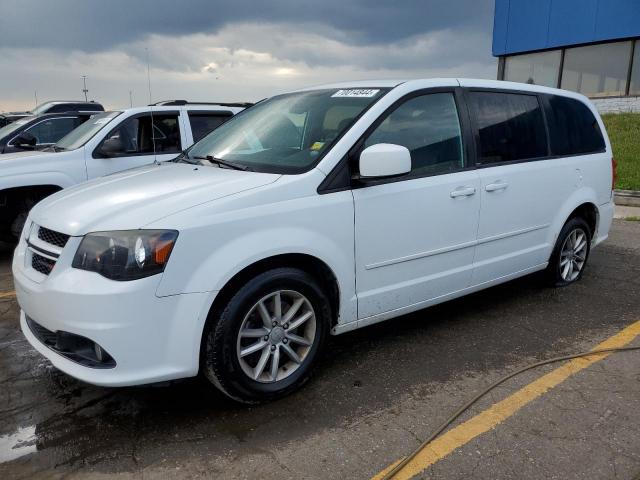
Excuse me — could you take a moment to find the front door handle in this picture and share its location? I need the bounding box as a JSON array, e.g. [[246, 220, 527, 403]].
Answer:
[[485, 182, 509, 192], [450, 186, 476, 198]]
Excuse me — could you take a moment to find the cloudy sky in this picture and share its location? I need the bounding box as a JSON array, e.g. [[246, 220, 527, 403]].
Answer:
[[0, 0, 496, 111]]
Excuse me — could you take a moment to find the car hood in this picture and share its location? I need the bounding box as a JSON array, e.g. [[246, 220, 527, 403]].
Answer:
[[30, 162, 281, 235]]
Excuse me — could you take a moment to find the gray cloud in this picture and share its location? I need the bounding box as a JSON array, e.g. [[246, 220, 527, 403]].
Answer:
[[0, 0, 493, 50], [0, 0, 497, 111]]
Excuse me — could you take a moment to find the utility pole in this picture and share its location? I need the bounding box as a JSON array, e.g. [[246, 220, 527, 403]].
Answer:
[[34, 90, 38, 111], [129, 90, 133, 108], [81, 75, 89, 101]]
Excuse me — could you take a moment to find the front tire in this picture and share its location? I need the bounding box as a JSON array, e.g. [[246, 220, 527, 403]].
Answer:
[[545, 217, 591, 287], [10, 196, 36, 240], [201, 268, 331, 403]]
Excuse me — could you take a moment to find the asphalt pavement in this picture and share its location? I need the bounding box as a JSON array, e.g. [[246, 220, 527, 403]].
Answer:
[[1, 220, 639, 479]]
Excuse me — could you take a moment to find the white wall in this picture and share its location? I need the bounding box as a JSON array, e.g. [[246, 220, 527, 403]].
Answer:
[[591, 96, 640, 114]]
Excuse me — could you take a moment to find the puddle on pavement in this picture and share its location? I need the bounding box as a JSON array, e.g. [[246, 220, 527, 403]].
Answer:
[[0, 425, 37, 463]]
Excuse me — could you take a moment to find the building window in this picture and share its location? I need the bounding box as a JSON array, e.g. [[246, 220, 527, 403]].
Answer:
[[504, 50, 561, 88], [629, 40, 640, 96], [561, 41, 632, 97]]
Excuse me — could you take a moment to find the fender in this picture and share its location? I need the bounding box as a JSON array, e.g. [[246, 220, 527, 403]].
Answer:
[[157, 226, 358, 326], [546, 185, 600, 256], [0, 171, 75, 191]]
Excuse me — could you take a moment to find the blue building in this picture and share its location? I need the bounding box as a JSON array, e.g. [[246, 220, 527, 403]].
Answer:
[[493, 0, 640, 103]]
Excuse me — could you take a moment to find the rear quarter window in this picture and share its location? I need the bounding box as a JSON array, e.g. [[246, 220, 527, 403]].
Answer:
[[544, 95, 605, 156]]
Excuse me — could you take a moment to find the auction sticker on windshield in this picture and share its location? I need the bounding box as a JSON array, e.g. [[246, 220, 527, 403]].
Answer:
[[331, 89, 380, 98]]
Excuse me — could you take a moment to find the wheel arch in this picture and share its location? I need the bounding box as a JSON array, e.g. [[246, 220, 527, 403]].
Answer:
[[566, 202, 598, 240], [548, 188, 601, 261], [196, 253, 342, 375], [204, 253, 341, 330], [0, 184, 64, 201], [0, 184, 65, 237]]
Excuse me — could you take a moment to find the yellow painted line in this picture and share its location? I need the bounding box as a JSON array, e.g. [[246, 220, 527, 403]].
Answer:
[[373, 319, 640, 480], [0, 290, 16, 299]]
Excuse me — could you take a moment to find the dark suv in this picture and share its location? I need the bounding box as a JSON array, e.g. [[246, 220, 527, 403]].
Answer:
[[31, 101, 104, 115], [0, 101, 104, 128], [0, 111, 99, 154]]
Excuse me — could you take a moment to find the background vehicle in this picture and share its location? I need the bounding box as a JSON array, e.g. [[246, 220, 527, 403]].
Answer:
[[0, 101, 104, 127], [13, 79, 615, 403], [0, 112, 31, 128], [30, 100, 104, 115], [0, 101, 248, 240], [0, 111, 98, 153]]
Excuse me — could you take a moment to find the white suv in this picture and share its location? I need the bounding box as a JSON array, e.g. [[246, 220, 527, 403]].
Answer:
[[0, 101, 247, 241], [13, 79, 615, 403]]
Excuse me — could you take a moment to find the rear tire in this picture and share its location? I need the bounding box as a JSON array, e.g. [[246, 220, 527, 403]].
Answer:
[[545, 217, 591, 287], [201, 267, 331, 404]]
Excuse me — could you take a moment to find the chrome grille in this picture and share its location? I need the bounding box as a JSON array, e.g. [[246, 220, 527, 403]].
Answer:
[[32, 252, 56, 275], [37, 227, 70, 248]]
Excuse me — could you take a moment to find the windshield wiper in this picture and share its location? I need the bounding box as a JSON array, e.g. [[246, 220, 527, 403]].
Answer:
[[193, 155, 251, 171], [174, 152, 199, 164], [52, 145, 67, 152]]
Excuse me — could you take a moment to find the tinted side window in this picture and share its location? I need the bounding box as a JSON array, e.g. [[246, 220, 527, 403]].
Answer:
[[82, 103, 104, 111], [188, 113, 231, 142], [24, 117, 77, 144], [469, 92, 547, 164], [46, 104, 69, 113], [364, 93, 464, 176], [544, 96, 605, 155], [100, 114, 181, 156]]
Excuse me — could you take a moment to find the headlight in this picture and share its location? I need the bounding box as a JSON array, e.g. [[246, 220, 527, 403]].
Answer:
[[72, 230, 178, 281]]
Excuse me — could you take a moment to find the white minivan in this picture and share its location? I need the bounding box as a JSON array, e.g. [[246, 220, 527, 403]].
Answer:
[[13, 79, 615, 403]]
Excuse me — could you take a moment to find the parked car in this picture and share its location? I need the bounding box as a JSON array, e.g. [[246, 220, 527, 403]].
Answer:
[[0, 101, 104, 128], [13, 79, 614, 403], [0, 112, 31, 128], [0, 101, 247, 240], [30, 100, 104, 115], [0, 111, 98, 154]]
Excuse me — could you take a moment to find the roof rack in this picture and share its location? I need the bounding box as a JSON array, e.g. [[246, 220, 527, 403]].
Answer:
[[148, 100, 254, 108]]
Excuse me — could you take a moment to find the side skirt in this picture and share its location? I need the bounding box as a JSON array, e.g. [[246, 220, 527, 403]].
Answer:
[[330, 263, 548, 335]]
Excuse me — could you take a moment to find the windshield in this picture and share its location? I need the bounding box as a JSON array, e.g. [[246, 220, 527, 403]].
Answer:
[[55, 111, 121, 151], [0, 117, 32, 139], [187, 88, 388, 174]]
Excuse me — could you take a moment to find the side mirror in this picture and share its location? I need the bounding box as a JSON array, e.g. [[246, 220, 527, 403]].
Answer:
[[98, 136, 124, 157], [359, 143, 411, 178], [14, 132, 37, 149]]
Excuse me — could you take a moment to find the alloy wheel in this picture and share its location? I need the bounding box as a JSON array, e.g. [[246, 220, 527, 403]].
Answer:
[[559, 228, 588, 282], [236, 290, 316, 383]]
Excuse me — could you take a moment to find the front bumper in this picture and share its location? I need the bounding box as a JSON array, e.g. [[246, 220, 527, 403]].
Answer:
[[13, 232, 214, 387]]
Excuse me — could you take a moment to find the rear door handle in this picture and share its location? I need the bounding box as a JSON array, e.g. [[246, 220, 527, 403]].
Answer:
[[450, 186, 476, 198], [485, 182, 509, 192]]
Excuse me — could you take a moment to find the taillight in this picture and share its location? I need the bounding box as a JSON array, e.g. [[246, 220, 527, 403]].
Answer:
[[612, 157, 617, 191]]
